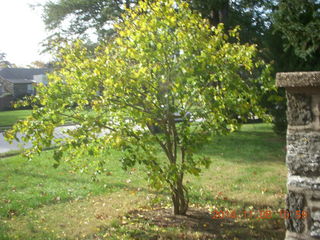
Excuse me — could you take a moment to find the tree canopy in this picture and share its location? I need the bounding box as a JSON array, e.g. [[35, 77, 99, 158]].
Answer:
[[40, 0, 320, 70], [41, 0, 274, 44], [273, 0, 320, 59], [42, 0, 136, 41], [6, 0, 270, 215], [0, 52, 15, 68]]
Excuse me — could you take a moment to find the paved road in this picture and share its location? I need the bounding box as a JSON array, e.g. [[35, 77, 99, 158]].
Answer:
[[0, 125, 78, 154]]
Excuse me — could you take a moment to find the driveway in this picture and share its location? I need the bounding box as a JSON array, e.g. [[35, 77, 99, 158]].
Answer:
[[0, 125, 78, 154]]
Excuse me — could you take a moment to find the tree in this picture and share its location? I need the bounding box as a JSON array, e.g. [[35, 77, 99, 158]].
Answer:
[[40, 0, 273, 44], [41, 0, 288, 136], [27, 60, 55, 69], [6, 0, 270, 215], [273, 0, 320, 60], [191, 0, 274, 42], [260, 0, 320, 135], [41, 0, 137, 41], [28, 61, 47, 69], [0, 52, 15, 68], [39, 0, 137, 53]]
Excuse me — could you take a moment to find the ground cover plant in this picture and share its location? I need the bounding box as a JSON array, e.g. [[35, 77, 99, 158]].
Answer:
[[5, 0, 272, 215], [0, 124, 287, 239]]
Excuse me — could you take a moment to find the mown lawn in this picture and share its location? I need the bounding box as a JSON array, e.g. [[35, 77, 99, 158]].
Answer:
[[0, 123, 287, 240], [0, 110, 32, 127], [0, 109, 96, 129]]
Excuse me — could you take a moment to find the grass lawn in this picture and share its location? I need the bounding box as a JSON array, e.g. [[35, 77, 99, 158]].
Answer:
[[0, 123, 287, 240], [0, 109, 97, 129], [0, 110, 32, 128]]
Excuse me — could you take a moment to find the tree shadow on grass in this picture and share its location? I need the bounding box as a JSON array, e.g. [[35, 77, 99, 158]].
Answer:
[[5, 169, 96, 184], [98, 207, 285, 240], [198, 130, 286, 164], [190, 192, 284, 211], [1, 168, 170, 218]]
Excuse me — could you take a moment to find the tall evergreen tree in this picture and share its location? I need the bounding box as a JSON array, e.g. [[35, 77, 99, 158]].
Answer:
[[273, 0, 320, 60]]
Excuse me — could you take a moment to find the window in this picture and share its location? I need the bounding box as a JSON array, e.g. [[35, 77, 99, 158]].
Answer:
[[27, 84, 33, 94]]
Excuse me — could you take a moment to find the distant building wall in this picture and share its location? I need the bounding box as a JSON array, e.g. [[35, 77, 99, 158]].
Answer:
[[0, 78, 14, 95], [13, 83, 30, 99], [0, 93, 13, 110], [276, 72, 320, 240], [33, 74, 48, 85]]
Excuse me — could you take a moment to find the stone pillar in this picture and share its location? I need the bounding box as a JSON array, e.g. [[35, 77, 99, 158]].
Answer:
[[276, 72, 320, 240]]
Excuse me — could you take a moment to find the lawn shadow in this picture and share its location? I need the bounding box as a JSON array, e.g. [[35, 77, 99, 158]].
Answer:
[[5, 169, 96, 185], [1, 167, 170, 218], [96, 206, 285, 240], [198, 130, 286, 164]]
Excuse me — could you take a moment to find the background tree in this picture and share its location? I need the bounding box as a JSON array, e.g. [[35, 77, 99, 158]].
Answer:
[[260, 0, 320, 135], [40, 0, 274, 45], [0, 52, 15, 68], [272, 0, 320, 60], [28, 60, 55, 69], [6, 0, 270, 215], [190, 0, 274, 44], [40, 0, 137, 43], [28, 61, 47, 68]]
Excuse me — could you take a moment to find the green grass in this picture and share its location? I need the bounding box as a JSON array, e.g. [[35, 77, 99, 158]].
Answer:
[[0, 110, 32, 128], [0, 109, 96, 129], [0, 123, 287, 239]]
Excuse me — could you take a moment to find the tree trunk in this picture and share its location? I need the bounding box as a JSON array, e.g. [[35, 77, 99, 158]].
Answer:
[[219, 2, 229, 26], [208, 0, 229, 27], [125, 0, 130, 9], [209, 9, 220, 26], [171, 176, 188, 215]]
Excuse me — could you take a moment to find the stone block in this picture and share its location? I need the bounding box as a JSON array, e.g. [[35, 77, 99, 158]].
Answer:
[[311, 221, 320, 238], [276, 72, 320, 88], [276, 71, 320, 240], [288, 176, 320, 191], [286, 191, 305, 233], [286, 92, 312, 126], [287, 131, 320, 176], [311, 211, 320, 221]]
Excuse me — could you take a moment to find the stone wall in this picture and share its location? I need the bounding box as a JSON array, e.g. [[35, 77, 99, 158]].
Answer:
[[276, 72, 320, 240]]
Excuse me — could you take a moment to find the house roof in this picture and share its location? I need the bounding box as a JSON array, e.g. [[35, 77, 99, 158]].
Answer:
[[0, 68, 49, 84], [5, 79, 34, 84]]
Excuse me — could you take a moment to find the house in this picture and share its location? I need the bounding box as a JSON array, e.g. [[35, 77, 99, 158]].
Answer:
[[0, 68, 50, 110], [0, 68, 49, 99]]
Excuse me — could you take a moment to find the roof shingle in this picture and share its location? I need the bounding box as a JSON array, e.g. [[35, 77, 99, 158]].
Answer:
[[0, 68, 49, 83]]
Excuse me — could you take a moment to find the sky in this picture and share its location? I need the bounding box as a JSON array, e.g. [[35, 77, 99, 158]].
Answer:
[[0, 0, 50, 67]]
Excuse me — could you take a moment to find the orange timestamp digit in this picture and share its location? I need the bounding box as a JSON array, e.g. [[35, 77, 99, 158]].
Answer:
[[211, 210, 224, 219], [257, 210, 273, 219], [279, 209, 290, 219], [278, 209, 308, 219], [211, 210, 237, 219], [295, 210, 308, 219]]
